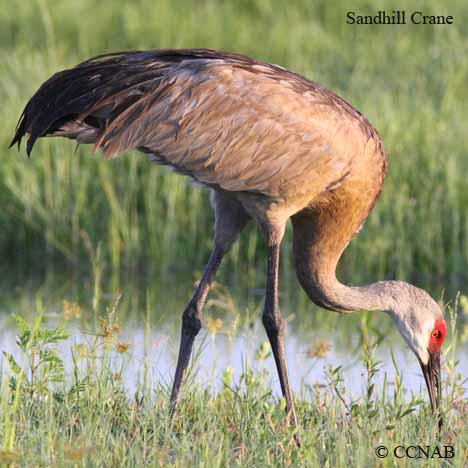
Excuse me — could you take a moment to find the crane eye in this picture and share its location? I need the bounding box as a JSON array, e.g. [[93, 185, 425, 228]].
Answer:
[[431, 330, 441, 339]]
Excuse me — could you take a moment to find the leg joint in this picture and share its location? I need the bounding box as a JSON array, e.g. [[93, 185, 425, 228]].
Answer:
[[262, 310, 285, 336], [182, 302, 202, 335]]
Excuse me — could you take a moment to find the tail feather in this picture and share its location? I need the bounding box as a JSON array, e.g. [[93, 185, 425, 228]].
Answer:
[[10, 57, 138, 155], [9, 50, 184, 156]]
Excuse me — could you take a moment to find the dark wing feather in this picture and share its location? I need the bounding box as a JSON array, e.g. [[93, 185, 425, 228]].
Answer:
[[11, 52, 175, 154]]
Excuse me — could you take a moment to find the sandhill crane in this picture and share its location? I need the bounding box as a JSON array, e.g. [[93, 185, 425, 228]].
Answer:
[[11, 49, 446, 429]]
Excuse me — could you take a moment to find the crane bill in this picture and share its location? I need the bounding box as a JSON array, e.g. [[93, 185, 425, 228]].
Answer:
[[419, 351, 442, 428]]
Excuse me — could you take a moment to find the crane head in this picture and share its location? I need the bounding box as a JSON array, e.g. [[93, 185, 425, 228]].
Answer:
[[386, 285, 446, 426]]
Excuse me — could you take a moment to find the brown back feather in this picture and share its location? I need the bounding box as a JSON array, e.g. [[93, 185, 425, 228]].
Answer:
[[10, 48, 385, 198]]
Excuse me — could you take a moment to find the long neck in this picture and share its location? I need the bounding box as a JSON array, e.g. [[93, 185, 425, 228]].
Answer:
[[291, 205, 395, 314]]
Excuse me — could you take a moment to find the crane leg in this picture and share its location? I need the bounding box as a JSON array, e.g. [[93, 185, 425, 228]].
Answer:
[[262, 241, 298, 430], [169, 191, 250, 416], [169, 245, 224, 414]]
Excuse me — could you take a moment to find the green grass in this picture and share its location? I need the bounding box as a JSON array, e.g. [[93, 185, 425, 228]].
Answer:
[[1, 0, 468, 294], [0, 296, 467, 467]]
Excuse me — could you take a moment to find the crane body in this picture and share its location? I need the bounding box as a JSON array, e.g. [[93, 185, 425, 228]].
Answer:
[[11, 49, 446, 430]]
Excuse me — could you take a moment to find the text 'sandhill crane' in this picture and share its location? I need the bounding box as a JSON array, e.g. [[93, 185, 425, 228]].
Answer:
[[11, 49, 446, 429]]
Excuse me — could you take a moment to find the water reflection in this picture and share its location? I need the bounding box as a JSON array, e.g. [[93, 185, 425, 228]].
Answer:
[[0, 273, 467, 401]]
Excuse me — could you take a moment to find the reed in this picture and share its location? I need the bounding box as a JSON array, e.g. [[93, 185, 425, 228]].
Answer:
[[2, 0, 467, 295]]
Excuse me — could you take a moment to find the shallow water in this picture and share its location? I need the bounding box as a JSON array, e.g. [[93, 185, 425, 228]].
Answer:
[[1, 273, 467, 401]]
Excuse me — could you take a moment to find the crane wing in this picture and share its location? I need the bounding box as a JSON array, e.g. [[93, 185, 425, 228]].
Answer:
[[11, 49, 377, 198]]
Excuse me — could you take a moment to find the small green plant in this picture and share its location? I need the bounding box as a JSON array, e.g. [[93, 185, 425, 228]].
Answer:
[[3, 314, 69, 398]]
